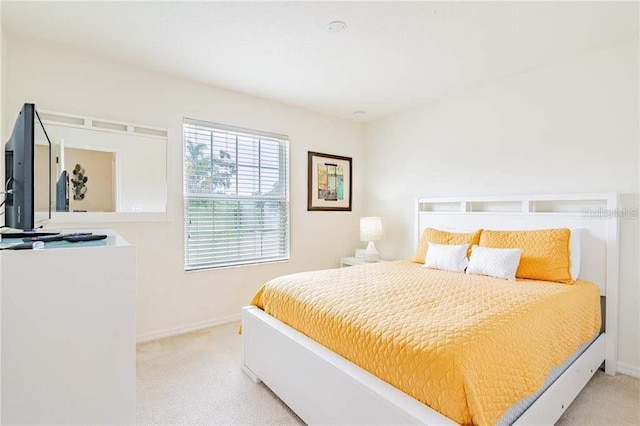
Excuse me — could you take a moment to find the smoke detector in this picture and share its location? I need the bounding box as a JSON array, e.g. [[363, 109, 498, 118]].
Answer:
[[328, 21, 347, 33]]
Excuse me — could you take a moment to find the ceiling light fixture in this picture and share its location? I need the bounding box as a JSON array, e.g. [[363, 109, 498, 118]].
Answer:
[[328, 21, 347, 33], [353, 111, 365, 116]]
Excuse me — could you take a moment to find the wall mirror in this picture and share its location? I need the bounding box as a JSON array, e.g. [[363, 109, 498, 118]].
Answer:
[[37, 111, 168, 222]]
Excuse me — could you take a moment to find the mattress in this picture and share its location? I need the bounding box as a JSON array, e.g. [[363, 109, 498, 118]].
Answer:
[[498, 334, 598, 425], [250, 261, 601, 425]]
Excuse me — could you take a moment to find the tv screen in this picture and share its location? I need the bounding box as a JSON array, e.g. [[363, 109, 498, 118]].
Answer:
[[4, 103, 54, 230]]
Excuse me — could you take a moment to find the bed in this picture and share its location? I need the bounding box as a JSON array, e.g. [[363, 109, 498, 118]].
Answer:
[[242, 193, 619, 425]]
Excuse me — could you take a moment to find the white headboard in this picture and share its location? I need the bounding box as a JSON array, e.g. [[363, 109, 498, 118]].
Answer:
[[415, 193, 619, 373]]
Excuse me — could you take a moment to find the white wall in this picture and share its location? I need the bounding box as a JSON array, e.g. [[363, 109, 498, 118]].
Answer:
[[364, 41, 639, 375], [5, 37, 365, 339]]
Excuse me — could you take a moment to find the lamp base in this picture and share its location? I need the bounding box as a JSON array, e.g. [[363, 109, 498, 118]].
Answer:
[[364, 241, 379, 262]]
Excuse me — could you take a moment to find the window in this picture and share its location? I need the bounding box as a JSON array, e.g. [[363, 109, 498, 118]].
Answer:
[[183, 118, 289, 270]]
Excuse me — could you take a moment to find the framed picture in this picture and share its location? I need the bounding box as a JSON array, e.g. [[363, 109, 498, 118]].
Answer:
[[307, 151, 352, 211]]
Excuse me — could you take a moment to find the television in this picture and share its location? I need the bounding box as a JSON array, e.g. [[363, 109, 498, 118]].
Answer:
[[4, 103, 55, 230]]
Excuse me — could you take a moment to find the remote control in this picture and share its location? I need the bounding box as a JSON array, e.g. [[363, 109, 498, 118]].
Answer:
[[6, 241, 45, 250], [64, 234, 108, 243], [23, 234, 64, 243], [23, 233, 93, 243], [2, 231, 60, 239]]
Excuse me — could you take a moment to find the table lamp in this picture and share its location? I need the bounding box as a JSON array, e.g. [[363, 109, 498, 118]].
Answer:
[[360, 216, 383, 262]]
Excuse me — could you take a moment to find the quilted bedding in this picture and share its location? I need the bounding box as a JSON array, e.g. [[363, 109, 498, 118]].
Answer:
[[250, 260, 601, 425]]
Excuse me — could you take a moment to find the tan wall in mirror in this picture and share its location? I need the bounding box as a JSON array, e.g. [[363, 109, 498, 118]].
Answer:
[[66, 148, 115, 212], [35, 144, 49, 210]]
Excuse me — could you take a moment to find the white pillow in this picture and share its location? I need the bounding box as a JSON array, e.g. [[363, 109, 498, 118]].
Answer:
[[466, 245, 522, 281], [570, 228, 582, 281], [423, 242, 469, 273]]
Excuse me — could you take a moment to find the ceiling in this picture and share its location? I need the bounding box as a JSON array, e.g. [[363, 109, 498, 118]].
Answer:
[[2, 1, 638, 122]]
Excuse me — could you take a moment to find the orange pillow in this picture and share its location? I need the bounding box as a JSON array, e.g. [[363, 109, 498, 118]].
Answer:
[[412, 228, 482, 264], [479, 229, 572, 283]]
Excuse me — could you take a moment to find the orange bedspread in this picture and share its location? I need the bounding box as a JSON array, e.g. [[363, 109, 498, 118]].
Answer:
[[250, 261, 601, 425]]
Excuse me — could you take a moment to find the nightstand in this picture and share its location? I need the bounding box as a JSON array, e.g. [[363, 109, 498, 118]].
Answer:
[[340, 256, 388, 267]]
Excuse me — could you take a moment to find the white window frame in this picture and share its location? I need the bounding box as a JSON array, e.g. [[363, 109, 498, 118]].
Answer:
[[183, 118, 290, 270]]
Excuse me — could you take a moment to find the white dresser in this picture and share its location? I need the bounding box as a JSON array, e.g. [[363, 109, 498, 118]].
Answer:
[[0, 230, 136, 425]]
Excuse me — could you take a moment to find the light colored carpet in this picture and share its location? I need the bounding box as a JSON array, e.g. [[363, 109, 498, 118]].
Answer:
[[137, 322, 639, 425]]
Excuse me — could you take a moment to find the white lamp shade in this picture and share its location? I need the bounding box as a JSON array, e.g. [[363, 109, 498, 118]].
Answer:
[[360, 217, 383, 242]]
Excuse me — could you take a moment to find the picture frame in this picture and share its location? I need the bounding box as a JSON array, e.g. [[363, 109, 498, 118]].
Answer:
[[307, 151, 352, 211]]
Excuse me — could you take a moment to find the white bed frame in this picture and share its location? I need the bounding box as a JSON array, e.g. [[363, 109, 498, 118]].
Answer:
[[242, 193, 619, 425]]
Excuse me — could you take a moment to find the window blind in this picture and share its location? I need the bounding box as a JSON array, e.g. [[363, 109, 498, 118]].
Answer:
[[183, 118, 290, 270]]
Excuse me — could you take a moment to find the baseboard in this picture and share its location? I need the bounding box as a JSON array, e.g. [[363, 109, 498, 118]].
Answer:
[[136, 313, 242, 343], [617, 361, 640, 378]]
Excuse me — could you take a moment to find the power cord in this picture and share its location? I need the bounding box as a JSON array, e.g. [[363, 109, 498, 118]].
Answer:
[[1, 177, 13, 222]]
